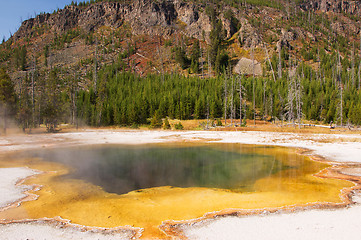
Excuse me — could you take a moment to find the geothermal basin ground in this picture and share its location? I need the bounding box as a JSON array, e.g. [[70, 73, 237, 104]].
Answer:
[[1, 129, 361, 239]]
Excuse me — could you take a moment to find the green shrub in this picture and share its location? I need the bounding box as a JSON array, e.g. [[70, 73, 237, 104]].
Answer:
[[174, 122, 184, 130], [216, 119, 223, 126], [150, 111, 162, 128], [163, 118, 171, 130]]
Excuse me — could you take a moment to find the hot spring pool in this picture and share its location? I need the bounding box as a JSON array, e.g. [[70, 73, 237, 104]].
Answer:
[[0, 143, 353, 238]]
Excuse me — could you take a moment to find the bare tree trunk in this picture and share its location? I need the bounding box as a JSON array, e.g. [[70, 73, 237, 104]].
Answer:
[[358, 62, 361, 90], [252, 44, 256, 125], [278, 45, 282, 80], [224, 74, 228, 126], [296, 75, 303, 129], [32, 57, 36, 128], [352, 42, 355, 86], [72, 72, 76, 125], [264, 44, 276, 82], [340, 83, 343, 126], [239, 75, 244, 126], [263, 78, 267, 121], [359, 30, 361, 90], [49, 47, 52, 69], [336, 47, 343, 126], [38, 100, 41, 128], [75, 74, 78, 130], [200, 46, 204, 78], [288, 79, 295, 124], [206, 97, 210, 128], [230, 76, 234, 126], [337, 48, 341, 89], [94, 38, 98, 93], [286, 54, 295, 126], [317, 47, 321, 82], [158, 36, 165, 83], [208, 51, 212, 78], [3, 105, 7, 135]]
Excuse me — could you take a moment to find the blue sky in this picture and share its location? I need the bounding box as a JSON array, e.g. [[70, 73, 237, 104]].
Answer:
[[0, 0, 74, 41]]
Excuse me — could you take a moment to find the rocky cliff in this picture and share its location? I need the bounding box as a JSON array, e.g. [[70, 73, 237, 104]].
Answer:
[[14, 0, 213, 42], [300, 0, 361, 15], [4, 0, 361, 78]]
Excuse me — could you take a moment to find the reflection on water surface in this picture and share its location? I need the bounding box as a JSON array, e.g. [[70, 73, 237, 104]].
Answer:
[[1, 143, 353, 239], [28, 145, 286, 194]]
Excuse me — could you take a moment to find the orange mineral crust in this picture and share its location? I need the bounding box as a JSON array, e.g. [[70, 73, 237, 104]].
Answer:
[[0, 143, 354, 239]]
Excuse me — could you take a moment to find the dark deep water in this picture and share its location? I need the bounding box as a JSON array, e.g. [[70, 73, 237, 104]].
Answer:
[[26, 144, 288, 194]]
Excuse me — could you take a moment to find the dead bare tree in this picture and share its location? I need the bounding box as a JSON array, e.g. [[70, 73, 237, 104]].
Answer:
[[359, 30, 361, 90], [263, 78, 267, 121], [238, 74, 245, 126], [336, 48, 343, 126], [224, 73, 228, 126], [208, 51, 212, 78], [317, 47, 321, 82], [278, 45, 282, 80], [32, 55, 36, 128], [352, 42, 355, 86], [94, 37, 98, 93], [200, 45, 204, 78], [251, 43, 256, 125], [158, 48, 165, 83], [71, 69, 79, 127], [264, 44, 276, 82], [295, 74, 303, 128], [286, 75, 295, 124], [339, 83, 343, 126], [358, 62, 361, 90], [157, 36, 165, 83], [286, 54, 296, 125], [337, 48, 342, 88], [230, 75, 237, 127]]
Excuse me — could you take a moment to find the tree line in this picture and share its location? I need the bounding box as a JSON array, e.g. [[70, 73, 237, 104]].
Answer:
[[1, 50, 361, 132], [2, 1, 361, 132]]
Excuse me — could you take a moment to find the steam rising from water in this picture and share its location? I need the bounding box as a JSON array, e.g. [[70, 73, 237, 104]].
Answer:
[[25, 144, 285, 194]]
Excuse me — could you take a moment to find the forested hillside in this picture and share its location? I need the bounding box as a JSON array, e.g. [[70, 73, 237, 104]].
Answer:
[[0, 0, 361, 131]]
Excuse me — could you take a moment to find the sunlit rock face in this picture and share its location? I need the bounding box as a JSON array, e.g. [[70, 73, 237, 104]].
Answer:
[[13, 0, 212, 41], [300, 0, 361, 15], [233, 57, 262, 76]]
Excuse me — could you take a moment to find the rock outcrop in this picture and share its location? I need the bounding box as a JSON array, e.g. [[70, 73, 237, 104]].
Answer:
[[13, 0, 214, 42], [237, 18, 262, 49], [233, 57, 262, 76], [300, 0, 361, 15], [14, 0, 361, 46]]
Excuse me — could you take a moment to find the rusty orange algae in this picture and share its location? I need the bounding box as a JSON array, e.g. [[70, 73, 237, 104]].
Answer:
[[0, 143, 357, 239]]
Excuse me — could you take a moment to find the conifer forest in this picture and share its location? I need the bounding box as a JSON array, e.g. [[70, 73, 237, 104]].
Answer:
[[1, 0, 361, 131]]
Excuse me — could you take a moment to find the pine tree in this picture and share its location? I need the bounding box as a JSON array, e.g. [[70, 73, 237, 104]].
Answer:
[[17, 74, 31, 132], [163, 117, 171, 130], [20, 46, 27, 71], [150, 110, 162, 128], [43, 69, 61, 132], [174, 46, 189, 69], [44, 45, 49, 67], [190, 39, 200, 73], [0, 68, 16, 134]]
